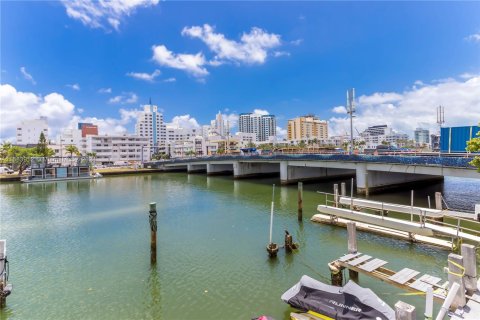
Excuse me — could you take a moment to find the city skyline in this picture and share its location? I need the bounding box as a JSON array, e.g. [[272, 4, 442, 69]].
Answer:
[[1, 1, 480, 142]]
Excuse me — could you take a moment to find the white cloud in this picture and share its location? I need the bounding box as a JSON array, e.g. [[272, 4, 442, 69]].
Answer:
[[291, 39, 303, 46], [20, 67, 36, 85], [328, 75, 480, 136], [166, 114, 200, 129], [62, 0, 159, 31], [66, 83, 81, 90], [276, 126, 287, 138], [252, 109, 270, 116], [222, 113, 239, 129], [151, 45, 208, 77], [98, 87, 112, 94], [163, 77, 176, 83], [108, 92, 138, 104], [126, 69, 161, 82], [182, 24, 281, 65], [273, 51, 290, 57], [466, 33, 480, 42], [69, 108, 141, 136], [332, 106, 347, 114], [0, 84, 74, 141]]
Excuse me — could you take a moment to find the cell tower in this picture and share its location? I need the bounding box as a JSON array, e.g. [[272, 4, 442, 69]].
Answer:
[[436, 105, 445, 131], [347, 88, 356, 155]]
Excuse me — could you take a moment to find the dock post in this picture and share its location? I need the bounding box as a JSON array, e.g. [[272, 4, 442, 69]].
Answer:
[[0, 240, 10, 308], [340, 182, 346, 197], [425, 286, 433, 320], [297, 182, 303, 221], [347, 222, 358, 282], [149, 202, 158, 265], [461, 244, 477, 295], [328, 262, 343, 286], [333, 184, 339, 207], [364, 172, 369, 197], [394, 301, 416, 320], [435, 192, 442, 210], [447, 253, 466, 310]]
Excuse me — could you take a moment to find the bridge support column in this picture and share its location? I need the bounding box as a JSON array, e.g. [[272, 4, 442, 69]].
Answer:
[[356, 166, 444, 195], [187, 164, 206, 173], [233, 162, 279, 179], [206, 163, 233, 176], [280, 162, 355, 185]]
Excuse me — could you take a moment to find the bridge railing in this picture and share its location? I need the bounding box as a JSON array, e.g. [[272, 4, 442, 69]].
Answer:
[[145, 154, 476, 169]]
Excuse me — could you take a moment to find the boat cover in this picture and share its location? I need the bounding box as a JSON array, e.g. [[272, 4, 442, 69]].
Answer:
[[281, 275, 395, 320]]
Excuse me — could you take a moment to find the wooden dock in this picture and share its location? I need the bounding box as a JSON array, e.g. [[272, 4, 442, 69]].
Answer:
[[331, 252, 448, 303], [314, 204, 480, 248]]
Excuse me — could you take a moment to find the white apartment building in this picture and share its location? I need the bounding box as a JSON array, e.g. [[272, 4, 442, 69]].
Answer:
[[234, 132, 257, 146], [167, 136, 218, 158], [238, 113, 276, 142], [16, 117, 49, 145], [85, 135, 150, 164], [166, 127, 199, 142], [135, 104, 166, 150], [360, 125, 409, 149]]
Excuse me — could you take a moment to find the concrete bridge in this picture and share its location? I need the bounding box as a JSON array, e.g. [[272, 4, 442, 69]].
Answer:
[[144, 154, 479, 194]]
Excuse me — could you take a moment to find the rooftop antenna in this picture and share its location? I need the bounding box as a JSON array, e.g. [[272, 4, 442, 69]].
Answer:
[[347, 88, 356, 155]]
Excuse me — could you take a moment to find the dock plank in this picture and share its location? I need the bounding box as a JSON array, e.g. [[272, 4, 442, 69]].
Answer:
[[338, 252, 362, 262], [348, 255, 372, 267], [359, 258, 388, 272], [389, 268, 420, 284]]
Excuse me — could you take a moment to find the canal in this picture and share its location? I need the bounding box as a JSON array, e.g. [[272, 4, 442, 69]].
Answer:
[[0, 174, 479, 319]]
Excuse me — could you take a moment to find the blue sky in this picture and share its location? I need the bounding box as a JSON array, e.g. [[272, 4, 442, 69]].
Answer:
[[1, 1, 479, 141]]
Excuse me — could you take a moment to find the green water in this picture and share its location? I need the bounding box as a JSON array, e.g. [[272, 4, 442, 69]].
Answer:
[[1, 174, 479, 320]]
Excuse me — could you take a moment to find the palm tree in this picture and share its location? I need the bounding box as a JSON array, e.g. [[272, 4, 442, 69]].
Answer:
[[65, 145, 79, 157]]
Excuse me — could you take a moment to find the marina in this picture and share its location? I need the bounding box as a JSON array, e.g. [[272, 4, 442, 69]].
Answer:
[[1, 173, 479, 319]]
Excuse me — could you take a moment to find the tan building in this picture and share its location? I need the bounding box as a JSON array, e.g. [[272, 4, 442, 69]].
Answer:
[[287, 115, 328, 141]]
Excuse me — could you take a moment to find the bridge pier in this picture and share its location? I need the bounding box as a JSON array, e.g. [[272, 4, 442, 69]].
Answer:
[[233, 162, 279, 179], [162, 165, 187, 172], [206, 163, 233, 176], [187, 164, 206, 173], [356, 165, 444, 195], [280, 162, 355, 185]]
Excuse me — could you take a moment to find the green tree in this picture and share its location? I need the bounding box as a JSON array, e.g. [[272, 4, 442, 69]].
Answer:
[[246, 142, 256, 148], [467, 128, 480, 171], [0, 142, 12, 160], [36, 132, 49, 156], [65, 145, 80, 157], [7, 146, 35, 174]]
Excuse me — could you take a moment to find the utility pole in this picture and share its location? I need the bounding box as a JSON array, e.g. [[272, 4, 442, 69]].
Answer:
[[347, 88, 356, 155]]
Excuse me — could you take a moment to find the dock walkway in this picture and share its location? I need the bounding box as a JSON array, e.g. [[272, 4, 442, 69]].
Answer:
[[333, 252, 448, 302]]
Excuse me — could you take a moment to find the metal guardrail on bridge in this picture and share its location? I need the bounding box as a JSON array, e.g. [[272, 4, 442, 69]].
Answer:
[[145, 154, 476, 169]]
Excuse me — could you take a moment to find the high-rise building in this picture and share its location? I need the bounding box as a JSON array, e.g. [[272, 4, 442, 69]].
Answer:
[[16, 117, 49, 145], [238, 113, 276, 142], [135, 103, 166, 150], [287, 115, 328, 141], [414, 128, 430, 145]]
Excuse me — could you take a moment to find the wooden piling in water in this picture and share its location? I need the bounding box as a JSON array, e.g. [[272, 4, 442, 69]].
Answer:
[[447, 253, 466, 310], [341, 182, 346, 197], [395, 301, 416, 320], [461, 243, 477, 295], [347, 222, 358, 282], [297, 182, 303, 221], [333, 184, 339, 207], [435, 192, 442, 210], [149, 202, 158, 264]]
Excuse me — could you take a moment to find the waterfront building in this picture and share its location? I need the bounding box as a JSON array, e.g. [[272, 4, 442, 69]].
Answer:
[[166, 127, 199, 142], [234, 132, 257, 146], [360, 125, 408, 149], [238, 113, 276, 142], [16, 117, 49, 145], [85, 134, 150, 163], [287, 115, 328, 142], [135, 103, 166, 151], [167, 136, 218, 157], [414, 128, 430, 146], [440, 125, 480, 153]]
